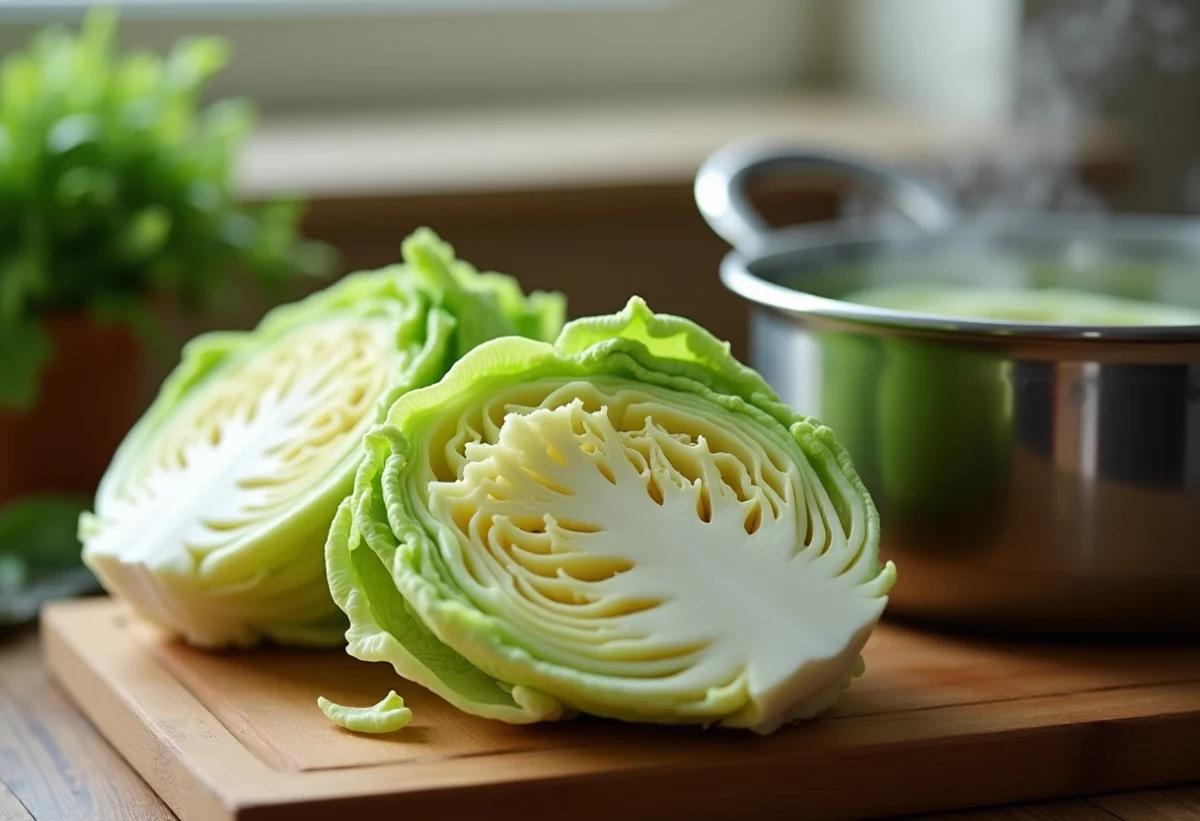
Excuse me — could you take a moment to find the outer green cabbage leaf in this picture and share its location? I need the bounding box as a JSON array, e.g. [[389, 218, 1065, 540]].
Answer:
[[327, 297, 894, 734], [80, 228, 565, 648], [318, 690, 412, 733]]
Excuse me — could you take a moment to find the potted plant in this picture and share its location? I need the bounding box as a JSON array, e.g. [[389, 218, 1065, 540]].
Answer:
[[0, 8, 332, 624]]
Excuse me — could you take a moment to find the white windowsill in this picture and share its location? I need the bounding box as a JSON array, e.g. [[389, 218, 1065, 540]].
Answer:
[[239, 93, 1124, 200]]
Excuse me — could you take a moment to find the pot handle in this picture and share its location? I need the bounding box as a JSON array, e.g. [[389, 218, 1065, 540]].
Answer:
[[694, 140, 959, 253]]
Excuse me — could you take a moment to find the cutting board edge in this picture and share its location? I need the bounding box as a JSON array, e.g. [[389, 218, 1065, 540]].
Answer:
[[42, 599, 244, 821]]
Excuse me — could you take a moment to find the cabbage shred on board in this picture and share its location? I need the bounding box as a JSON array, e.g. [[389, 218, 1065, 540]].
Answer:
[[324, 297, 895, 734], [80, 229, 565, 648]]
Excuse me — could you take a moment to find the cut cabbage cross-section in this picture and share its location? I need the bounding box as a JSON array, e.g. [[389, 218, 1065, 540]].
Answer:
[[81, 228, 565, 648], [326, 297, 895, 734]]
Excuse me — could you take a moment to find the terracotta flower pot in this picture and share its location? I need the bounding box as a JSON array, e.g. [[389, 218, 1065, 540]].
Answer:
[[0, 315, 143, 506]]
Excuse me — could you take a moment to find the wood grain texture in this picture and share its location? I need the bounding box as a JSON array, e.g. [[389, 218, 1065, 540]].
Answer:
[[147, 625, 600, 772], [1093, 787, 1200, 820], [919, 789, 1200, 821], [917, 801, 1123, 821], [0, 626, 174, 821], [41, 598, 1200, 821]]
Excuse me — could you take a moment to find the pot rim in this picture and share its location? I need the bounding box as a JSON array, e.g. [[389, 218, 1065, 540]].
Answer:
[[721, 212, 1200, 343]]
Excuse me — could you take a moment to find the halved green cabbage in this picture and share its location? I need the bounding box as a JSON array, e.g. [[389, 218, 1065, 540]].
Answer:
[[326, 297, 894, 734], [80, 229, 564, 648]]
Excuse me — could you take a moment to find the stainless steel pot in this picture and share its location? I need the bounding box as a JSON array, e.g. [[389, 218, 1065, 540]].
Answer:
[[695, 140, 1200, 637]]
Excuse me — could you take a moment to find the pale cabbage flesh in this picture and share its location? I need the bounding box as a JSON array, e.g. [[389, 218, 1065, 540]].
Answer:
[[83, 319, 396, 646]]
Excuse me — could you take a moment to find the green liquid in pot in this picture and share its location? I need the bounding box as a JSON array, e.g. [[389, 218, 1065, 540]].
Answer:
[[844, 284, 1200, 325]]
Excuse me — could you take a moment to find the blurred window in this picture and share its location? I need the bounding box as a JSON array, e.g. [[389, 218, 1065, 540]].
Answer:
[[0, 0, 823, 113]]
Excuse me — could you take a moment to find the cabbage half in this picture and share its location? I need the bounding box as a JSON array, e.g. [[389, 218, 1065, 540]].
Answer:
[[326, 297, 895, 734], [81, 229, 564, 648]]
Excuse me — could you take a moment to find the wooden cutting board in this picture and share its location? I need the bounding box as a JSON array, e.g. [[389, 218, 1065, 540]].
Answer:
[[42, 598, 1200, 821]]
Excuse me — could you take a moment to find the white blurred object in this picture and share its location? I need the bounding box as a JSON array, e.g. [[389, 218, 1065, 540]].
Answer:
[[843, 0, 1023, 127]]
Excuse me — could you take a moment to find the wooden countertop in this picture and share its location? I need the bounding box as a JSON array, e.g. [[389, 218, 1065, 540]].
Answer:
[[1, 619, 1196, 821]]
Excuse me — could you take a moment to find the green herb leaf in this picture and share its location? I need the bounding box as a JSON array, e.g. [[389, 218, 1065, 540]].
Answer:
[[0, 6, 336, 406], [0, 320, 53, 410], [0, 494, 97, 627], [0, 495, 88, 570], [0, 553, 26, 598]]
